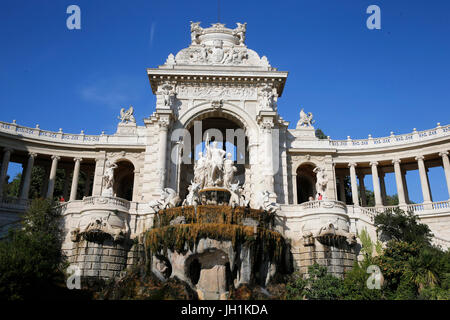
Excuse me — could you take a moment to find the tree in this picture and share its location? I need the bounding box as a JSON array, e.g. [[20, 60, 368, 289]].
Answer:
[[0, 198, 67, 300], [374, 207, 432, 245], [315, 128, 327, 139], [285, 264, 345, 300]]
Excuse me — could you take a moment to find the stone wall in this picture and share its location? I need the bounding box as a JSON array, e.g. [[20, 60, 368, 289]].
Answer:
[[68, 239, 132, 279], [298, 240, 356, 278]]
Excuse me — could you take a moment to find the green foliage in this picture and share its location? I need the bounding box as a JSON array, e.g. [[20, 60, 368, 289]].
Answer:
[[315, 128, 327, 139], [3, 173, 21, 198], [285, 264, 345, 300], [374, 207, 432, 245], [341, 260, 383, 300], [0, 198, 67, 300], [364, 189, 399, 207]]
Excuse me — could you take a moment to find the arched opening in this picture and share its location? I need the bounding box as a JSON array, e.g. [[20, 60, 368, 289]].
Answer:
[[113, 160, 134, 201], [178, 113, 249, 199], [296, 163, 316, 203]]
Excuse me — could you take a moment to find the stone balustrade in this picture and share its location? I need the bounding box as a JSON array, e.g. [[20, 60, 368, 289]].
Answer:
[[328, 124, 449, 150], [0, 120, 146, 145]]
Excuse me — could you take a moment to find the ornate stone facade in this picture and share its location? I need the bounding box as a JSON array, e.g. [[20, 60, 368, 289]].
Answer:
[[0, 22, 449, 286]]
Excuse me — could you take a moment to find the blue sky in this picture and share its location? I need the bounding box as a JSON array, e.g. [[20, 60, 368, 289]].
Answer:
[[0, 0, 449, 201]]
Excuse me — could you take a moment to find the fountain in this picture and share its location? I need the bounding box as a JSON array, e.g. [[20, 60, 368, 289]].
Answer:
[[144, 137, 287, 299]]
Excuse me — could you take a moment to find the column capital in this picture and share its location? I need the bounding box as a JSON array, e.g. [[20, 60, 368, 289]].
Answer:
[[392, 158, 401, 164], [51, 155, 61, 161], [348, 162, 357, 168], [439, 151, 449, 158], [28, 152, 37, 158], [3, 147, 13, 154], [73, 157, 83, 163], [370, 161, 378, 166], [415, 155, 425, 161]]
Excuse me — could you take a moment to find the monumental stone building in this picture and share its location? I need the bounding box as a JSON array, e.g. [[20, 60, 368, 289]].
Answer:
[[0, 22, 449, 288]]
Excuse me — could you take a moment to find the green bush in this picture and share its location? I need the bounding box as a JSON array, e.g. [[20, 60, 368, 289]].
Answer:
[[0, 198, 68, 300]]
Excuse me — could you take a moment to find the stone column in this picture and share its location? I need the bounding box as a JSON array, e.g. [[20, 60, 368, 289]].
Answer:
[[392, 159, 407, 206], [92, 156, 106, 196], [401, 170, 410, 204], [70, 158, 82, 201], [19, 152, 37, 200], [157, 118, 170, 191], [358, 174, 367, 206], [292, 173, 298, 204], [348, 163, 359, 205], [0, 148, 13, 197], [416, 155, 432, 204], [262, 122, 275, 194], [257, 111, 277, 201], [46, 155, 60, 199], [338, 175, 346, 203], [379, 172, 387, 205], [439, 151, 450, 199], [132, 169, 140, 202], [370, 161, 383, 207]]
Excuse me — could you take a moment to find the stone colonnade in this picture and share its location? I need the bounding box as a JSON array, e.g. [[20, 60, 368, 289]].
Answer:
[[0, 147, 97, 202], [335, 151, 450, 207]]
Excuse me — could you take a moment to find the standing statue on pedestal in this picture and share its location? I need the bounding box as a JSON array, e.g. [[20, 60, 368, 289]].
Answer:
[[193, 152, 207, 189], [102, 160, 117, 197], [223, 153, 237, 188], [313, 166, 328, 200]]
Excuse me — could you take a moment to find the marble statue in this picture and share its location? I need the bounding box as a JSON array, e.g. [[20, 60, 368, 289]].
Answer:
[[260, 86, 274, 110], [235, 22, 247, 45], [102, 160, 117, 197], [118, 106, 136, 124], [223, 153, 237, 188], [229, 182, 249, 208], [256, 190, 279, 213], [161, 83, 175, 107], [297, 108, 315, 127], [148, 187, 181, 212], [183, 181, 201, 206], [193, 152, 207, 189], [313, 166, 328, 200], [205, 138, 226, 187], [190, 21, 202, 44]]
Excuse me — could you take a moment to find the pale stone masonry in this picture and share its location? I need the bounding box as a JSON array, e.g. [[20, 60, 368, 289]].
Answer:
[[0, 22, 449, 281]]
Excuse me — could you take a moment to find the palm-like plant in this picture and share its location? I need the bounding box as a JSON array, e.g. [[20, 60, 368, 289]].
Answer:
[[406, 249, 440, 293]]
